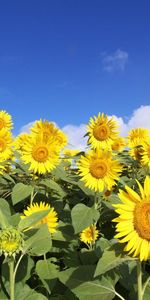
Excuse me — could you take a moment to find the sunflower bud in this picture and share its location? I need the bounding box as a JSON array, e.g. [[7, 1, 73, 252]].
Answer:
[[0, 227, 24, 257]]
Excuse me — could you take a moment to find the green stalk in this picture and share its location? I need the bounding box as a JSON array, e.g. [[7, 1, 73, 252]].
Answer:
[[137, 260, 143, 300], [9, 259, 15, 300]]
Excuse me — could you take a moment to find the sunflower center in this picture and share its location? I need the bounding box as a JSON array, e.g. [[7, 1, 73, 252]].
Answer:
[[0, 118, 4, 130], [93, 124, 110, 141], [0, 139, 6, 152], [90, 160, 108, 179], [32, 146, 49, 162], [134, 202, 150, 240]]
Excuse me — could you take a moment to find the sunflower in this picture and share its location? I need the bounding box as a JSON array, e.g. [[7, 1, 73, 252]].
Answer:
[[78, 149, 122, 192], [127, 128, 150, 148], [0, 227, 24, 257], [141, 142, 150, 167], [129, 146, 144, 162], [21, 202, 58, 234], [21, 135, 60, 174], [111, 137, 126, 152], [0, 110, 13, 131], [14, 133, 30, 152], [113, 177, 150, 261], [0, 128, 13, 161], [87, 113, 119, 150], [80, 225, 99, 245], [31, 119, 68, 149]]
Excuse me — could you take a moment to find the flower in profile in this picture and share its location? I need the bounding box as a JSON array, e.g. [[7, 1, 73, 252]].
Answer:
[[127, 128, 150, 148], [113, 177, 150, 261], [80, 225, 99, 245], [87, 113, 119, 149], [78, 149, 122, 192], [0, 128, 13, 161], [14, 133, 30, 152], [21, 135, 60, 174], [21, 202, 58, 234], [111, 137, 126, 152], [129, 146, 144, 162], [31, 119, 68, 149], [0, 110, 13, 131], [0, 227, 24, 257], [141, 142, 150, 167]]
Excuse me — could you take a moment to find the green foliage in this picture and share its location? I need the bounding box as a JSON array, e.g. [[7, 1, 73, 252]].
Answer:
[[71, 203, 100, 233]]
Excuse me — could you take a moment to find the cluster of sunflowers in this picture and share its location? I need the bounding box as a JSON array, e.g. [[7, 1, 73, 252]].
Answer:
[[1, 110, 150, 299]]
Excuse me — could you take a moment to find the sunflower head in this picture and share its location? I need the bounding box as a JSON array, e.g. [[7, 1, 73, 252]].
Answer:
[[0, 227, 24, 257], [78, 149, 122, 192], [129, 146, 144, 162], [127, 128, 150, 148], [0, 110, 13, 131], [21, 202, 58, 234], [21, 135, 60, 174], [111, 137, 126, 152], [141, 142, 150, 168], [113, 176, 150, 261], [14, 133, 30, 152], [87, 113, 119, 149], [0, 128, 13, 161], [31, 119, 68, 149], [80, 225, 99, 245]]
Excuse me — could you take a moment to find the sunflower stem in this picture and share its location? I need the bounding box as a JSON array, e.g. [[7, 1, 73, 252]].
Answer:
[[137, 260, 143, 300], [9, 259, 15, 300]]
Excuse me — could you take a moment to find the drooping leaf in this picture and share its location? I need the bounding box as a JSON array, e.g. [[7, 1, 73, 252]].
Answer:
[[18, 209, 50, 231], [71, 203, 99, 234]]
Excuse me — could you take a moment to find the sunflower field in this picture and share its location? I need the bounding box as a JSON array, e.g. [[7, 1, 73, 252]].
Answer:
[[1, 110, 150, 300]]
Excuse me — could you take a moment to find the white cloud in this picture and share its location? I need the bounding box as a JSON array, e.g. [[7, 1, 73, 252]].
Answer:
[[127, 105, 150, 130], [20, 121, 36, 133], [20, 105, 150, 150], [102, 49, 128, 72], [62, 124, 87, 151]]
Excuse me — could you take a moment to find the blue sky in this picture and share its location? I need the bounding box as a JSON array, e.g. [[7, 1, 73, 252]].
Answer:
[[1, 0, 150, 136]]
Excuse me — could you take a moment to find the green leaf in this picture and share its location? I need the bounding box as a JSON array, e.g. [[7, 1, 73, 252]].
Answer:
[[59, 266, 116, 300], [0, 209, 10, 228], [36, 259, 58, 293], [15, 283, 47, 300], [71, 204, 99, 234], [40, 179, 66, 198], [0, 198, 11, 217], [18, 209, 50, 231], [24, 224, 52, 256], [12, 183, 33, 205], [94, 244, 132, 277]]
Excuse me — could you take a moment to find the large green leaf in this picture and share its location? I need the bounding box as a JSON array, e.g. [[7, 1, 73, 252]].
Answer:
[[24, 224, 52, 256], [71, 204, 99, 233], [59, 266, 117, 300], [36, 259, 58, 293], [94, 244, 132, 277], [0, 198, 11, 228], [18, 209, 50, 231], [12, 183, 33, 205], [15, 283, 47, 300]]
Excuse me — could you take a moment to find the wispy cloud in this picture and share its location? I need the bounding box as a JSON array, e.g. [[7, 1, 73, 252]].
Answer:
[[102, 49, 129, 72]]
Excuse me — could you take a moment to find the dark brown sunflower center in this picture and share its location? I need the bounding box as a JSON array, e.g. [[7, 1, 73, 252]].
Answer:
[[0, 118, 4, 130], [134, 202, 150, 240], [93, 124, 110, 141], [90, 160, 108, 179], [32, 146, 49, 162]]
